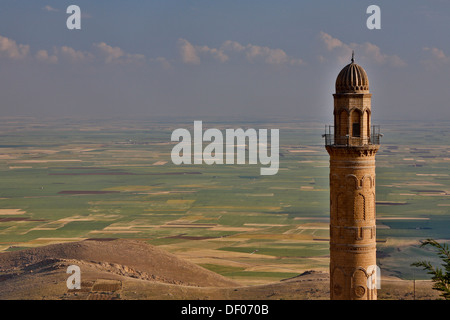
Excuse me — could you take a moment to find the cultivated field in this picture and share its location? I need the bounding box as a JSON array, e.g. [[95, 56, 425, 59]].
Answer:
[[0, 117, 449, 286]]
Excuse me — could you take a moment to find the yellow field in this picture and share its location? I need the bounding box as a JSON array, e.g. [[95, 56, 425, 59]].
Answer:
[[0, 209, 26, 215]]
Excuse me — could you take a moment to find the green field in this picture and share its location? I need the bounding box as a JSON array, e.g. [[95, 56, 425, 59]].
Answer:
[[0, 118, 449, 282]]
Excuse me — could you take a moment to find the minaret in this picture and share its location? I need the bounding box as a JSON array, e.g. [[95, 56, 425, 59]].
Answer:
[[324, 53, 381, 300]]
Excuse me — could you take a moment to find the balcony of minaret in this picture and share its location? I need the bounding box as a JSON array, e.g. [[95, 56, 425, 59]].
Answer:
[[323, 124, 381, 147]]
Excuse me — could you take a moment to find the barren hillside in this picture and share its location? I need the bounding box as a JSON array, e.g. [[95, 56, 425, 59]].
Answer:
[[0, 239, 440, 300]]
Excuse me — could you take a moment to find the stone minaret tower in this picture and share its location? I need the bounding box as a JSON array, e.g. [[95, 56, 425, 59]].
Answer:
[[324, 53, 381, 300]]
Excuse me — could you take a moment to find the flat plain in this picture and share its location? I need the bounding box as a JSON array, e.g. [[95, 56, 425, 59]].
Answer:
[[0, 117, 449, 288]]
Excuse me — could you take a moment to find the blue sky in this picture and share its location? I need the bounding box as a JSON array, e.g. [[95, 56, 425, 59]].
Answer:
[[0, 1, 449, 121]]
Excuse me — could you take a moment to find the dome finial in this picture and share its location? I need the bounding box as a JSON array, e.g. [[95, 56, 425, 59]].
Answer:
[[351, 50, 354, 63]]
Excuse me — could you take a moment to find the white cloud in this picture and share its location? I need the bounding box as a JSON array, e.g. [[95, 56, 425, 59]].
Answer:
[[43, 5, 59, 12], [319, 31, 406, 67], [0, 34, 89, 64], [39, 43, 143, 65], [320, 32, 344, 51], [223, 40, 303, 65], [221, 40, 245, 52], [35, 46, 94, 64], [94, 43, 124, 63], [179, 39, 303, 66], [57, 46, 94, 63], [35, 49, 58, 64], [0, 35, 29, 60], [423, 47, 449, 62], [178, 39, 201, 64], [0, 34, 154, 68], [178, 38, 229, 64], [422, 47, 449, 68], [93, 42, 146, 65], [360, 42, 406, 67], [196, 45, 229, 63], [241, 43, 301, 65], [151, 57, 173, 69]]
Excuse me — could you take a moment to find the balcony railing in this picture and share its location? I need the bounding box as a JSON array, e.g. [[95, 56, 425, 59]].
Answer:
[[323, 125, 381, 147]]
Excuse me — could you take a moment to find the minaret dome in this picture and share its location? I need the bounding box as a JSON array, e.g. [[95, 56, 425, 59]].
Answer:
[[335, 53, 369, 94]]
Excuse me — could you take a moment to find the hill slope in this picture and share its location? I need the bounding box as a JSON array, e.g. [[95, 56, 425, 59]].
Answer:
[[0, 239, 238, 299], [0, 239, 440, 300]]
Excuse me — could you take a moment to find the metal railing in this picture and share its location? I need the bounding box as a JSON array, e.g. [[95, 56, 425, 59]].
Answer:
[[323, 125, 381, 147]]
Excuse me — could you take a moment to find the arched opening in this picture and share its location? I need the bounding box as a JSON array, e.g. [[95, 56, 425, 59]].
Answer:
[[351, 110, 361, 138]]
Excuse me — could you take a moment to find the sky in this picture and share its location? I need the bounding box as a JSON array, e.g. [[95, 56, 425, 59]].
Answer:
[[0, 0, 449, 122]]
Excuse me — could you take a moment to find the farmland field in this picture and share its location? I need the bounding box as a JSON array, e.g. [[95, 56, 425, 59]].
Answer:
[[0, 117, 449, 283]]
